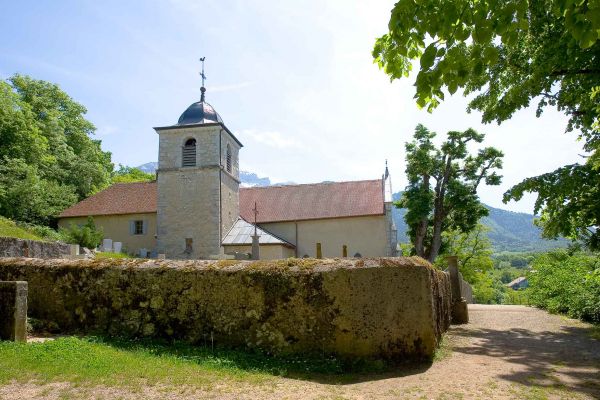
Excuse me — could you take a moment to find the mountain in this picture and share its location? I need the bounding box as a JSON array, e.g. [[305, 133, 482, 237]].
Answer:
[[136, 163, 565, 252], [390, 192, 567, 252], [137, 162, 158, 174], [240, 171, 271, 187]]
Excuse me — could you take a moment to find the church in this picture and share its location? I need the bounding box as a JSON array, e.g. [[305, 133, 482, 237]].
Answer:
[[58, 81, 398, 260]]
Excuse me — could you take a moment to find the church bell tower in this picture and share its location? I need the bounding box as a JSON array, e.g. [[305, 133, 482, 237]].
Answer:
[[154, 59, 242, 259]]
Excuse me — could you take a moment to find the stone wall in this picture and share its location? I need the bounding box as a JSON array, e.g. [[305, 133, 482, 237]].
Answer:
[[0, 257, 451, 360], [0, 237, 71, 259]]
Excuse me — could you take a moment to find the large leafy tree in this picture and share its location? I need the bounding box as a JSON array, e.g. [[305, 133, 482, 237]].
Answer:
[[0, 75, 113, 224], [400, 124, 503, 262], [112, 165, 155, 183], [373, 0, 600, 249]]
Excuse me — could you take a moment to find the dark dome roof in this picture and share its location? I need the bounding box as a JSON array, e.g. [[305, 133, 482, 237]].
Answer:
[[177, 101, 223, 125]]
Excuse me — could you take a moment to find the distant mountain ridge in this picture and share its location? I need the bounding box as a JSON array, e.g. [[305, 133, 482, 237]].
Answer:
[[136, 163, 565, 252], [390, 192, 566, 252]]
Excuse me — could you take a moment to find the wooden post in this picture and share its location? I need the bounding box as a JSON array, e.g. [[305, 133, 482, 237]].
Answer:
[[316, 243, 322, 259]]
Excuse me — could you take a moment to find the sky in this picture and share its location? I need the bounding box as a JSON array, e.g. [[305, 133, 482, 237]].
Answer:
[[0, 0, 587, 213]]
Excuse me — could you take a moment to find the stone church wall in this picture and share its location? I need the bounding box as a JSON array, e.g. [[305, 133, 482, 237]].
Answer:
[[0, 256, 451, 360]]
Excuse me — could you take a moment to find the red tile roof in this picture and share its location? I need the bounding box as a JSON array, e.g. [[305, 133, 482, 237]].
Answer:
[[59, 182, 157, 218], [239, 180, 384, 223], [58, 179, 385, 222]]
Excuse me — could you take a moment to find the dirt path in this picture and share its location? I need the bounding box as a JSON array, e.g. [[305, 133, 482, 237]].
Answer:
[[2, 305, 599, 399]]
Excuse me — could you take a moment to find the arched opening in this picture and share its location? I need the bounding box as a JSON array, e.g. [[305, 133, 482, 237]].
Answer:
[[182, 138, 196, 167], [226, 143, 232, 173]]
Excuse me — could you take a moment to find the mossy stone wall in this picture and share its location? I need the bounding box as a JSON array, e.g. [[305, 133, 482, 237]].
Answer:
[[0, 257, 451, 360]]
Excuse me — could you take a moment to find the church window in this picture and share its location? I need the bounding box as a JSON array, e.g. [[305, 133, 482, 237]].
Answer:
[[130, 220, 146, 235], [226, 143, 232, 172], [182, 138, 196, 167]]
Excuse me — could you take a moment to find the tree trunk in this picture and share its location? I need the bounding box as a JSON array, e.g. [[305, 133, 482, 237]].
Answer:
[[428, 154, 452, 263], [414, 175, 430, 258]]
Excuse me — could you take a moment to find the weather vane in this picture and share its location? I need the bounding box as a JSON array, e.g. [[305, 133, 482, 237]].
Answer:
[[199, 57, 207, 101]]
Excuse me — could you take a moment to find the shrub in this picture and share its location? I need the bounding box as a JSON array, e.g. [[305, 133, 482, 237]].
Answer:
[[528, 250, 600, 323], [60, 216, 103, 249]]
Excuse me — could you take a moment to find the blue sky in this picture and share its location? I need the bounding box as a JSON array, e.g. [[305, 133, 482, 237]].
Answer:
[[0, 0, 586, 213]]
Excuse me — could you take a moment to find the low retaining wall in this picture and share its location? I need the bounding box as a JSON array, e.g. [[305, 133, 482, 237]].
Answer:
[[0, 257, 451, 360], [0, 237, 71, 259]]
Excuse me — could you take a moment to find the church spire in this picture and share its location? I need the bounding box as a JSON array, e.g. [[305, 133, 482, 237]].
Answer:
[[384, 159, 389, 179], [199, 57, 207, 102]]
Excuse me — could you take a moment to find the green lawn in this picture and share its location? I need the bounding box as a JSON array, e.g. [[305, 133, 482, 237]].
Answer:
[[0, 216, 43, 241], [0, 336, 387, 389], [94, 251, 131, 259]]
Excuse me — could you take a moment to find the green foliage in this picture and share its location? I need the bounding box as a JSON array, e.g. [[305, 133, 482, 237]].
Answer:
[[528, 250, 600, 322], [436, 224, 502, 303], [0, 75, 113, 225], [504, 288, 531, 305], [504, 163, 600, 250], [112, 165, 155, 183], [373, 0, 600, 142], [60, 216, 103, 249], [399, 124, 503, 262], [374, 1, 600, 251]]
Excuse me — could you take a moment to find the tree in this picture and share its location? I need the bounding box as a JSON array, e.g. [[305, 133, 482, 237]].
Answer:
[[0, 75, 113, 224], [435, 224, 494, 281], [373, 0, 600, 249], [60, 216, 103, 249], [112, 165, 155, 183], [373, 0, 599, 141], [400, 124, 503, 262], [504, 163, 600, 249], [435, 224, 504, 303]]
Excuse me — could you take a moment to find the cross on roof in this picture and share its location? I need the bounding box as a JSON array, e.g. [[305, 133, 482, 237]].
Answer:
[[252, 201, 259, 236], [199, 57, 207, 101]]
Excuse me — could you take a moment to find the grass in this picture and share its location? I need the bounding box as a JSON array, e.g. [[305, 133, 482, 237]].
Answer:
[[0, 336, 392, 389], [95, 251, 131, 259], [0, 216, 44, 241], [433, 337, 453, 362]]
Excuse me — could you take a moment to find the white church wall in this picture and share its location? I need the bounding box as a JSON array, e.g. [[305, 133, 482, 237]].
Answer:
[[260, 215, 389, 258]]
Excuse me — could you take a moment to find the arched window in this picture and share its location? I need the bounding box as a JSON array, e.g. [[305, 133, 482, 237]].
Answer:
[[182, 138, 196, 167], [226, 143, 232, 173]]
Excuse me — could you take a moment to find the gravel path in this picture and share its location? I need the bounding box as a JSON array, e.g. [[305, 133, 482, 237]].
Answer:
[[2, 305, 599, 399]]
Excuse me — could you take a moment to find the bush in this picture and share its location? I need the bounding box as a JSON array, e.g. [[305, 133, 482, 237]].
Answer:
[[528, 250, 600, 323], [60, 216, 103, 249], [15, 221, 65, 242]]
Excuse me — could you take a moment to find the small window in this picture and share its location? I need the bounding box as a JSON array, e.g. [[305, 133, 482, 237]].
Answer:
[[226, 143, 232, 173], [182, 138, 196, 167], [185, 238, 193, 254], [130, 220, 145, 235]]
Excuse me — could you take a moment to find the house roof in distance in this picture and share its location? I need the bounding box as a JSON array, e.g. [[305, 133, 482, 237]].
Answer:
[[59, 182, 157, 218], [239, 179, 384, 223], [58, 179, 385, 222]]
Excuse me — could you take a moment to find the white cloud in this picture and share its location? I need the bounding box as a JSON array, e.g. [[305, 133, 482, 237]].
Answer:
[[240, 129, 305, 150]]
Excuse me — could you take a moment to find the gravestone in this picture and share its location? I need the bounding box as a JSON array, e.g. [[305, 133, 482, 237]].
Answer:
[[0, 281, 27, 342]]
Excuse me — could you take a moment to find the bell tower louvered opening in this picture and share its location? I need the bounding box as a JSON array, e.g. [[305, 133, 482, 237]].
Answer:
[[182, 138, 197, 167]]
